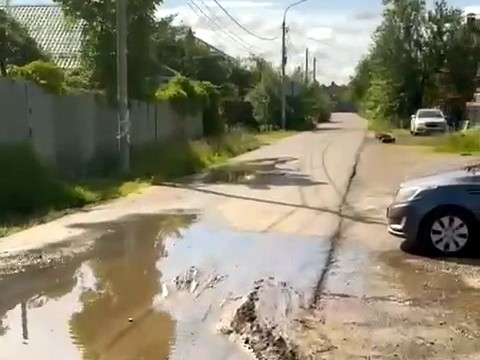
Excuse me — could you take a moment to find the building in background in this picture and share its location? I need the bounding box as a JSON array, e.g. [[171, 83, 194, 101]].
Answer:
[[0, 4, 236, 73]]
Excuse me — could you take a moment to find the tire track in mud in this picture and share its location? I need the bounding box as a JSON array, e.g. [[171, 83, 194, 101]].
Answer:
[[262, 135, 312, 233], [261, 127, 362, 234]]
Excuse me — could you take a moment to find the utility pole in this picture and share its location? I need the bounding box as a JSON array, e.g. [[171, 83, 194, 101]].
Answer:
[[281, 0, 308, 130], [305, 48, 309, 83], [116, 0, 130, 173], [313, 57, 316, 83], [281, 20, 287, 130]]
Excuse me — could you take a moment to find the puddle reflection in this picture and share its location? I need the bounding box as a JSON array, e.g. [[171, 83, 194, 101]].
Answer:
[[0, 214, 195, 360], [0, 212, 331, 360]]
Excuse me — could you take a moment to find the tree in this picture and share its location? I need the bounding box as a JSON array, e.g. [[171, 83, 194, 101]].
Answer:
[[350, 0, 480, 124], [53, 0, 162, 99], [0, 9, 46, 76]]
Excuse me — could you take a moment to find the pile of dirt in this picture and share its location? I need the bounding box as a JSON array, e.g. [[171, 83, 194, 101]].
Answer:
[[220, 287, 300, 360], [220, 279, 316, 360]]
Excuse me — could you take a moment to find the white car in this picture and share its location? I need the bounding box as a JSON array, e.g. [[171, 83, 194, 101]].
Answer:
[[410, 108, 447, 135]]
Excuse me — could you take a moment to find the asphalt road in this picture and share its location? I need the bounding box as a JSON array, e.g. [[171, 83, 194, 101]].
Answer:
[[1, 113, 479, 359], [0, 112, 366, 255], [3, 113, 446, 360]]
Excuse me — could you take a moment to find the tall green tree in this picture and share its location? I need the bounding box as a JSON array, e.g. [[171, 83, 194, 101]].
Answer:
[[53, 0, 162, 99], [350, 0, 480, 124]]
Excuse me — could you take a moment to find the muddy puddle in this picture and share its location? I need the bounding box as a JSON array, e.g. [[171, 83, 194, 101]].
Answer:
[[186, 157, 325, 190], [0, 212, 333, 360]]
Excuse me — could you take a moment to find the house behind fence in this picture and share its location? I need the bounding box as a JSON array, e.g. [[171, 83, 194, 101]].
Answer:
[[0, 78, 203, 178]]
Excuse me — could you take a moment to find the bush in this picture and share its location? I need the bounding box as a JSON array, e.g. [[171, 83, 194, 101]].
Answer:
[[8, 60, 67, 94], [201, 81, 225, 136], [0, 144, 88, 217], [156, 75, 224, 136], [131, 130, 260, 182], [155, 74, 205, 116]]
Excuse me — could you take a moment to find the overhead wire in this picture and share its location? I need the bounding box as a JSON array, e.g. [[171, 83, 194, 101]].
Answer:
[[192, 0, 264, 53], [210, 0, 279, 41], [306, 36, 350, 52], [186, 0, 255, 54]]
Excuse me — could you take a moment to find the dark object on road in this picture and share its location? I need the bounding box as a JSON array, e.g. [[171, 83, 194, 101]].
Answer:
[[375, 132, 396, 143], [387, 164, 480, 256]]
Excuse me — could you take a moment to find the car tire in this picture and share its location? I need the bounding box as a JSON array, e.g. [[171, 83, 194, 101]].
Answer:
[[418, 207, 477, 256]]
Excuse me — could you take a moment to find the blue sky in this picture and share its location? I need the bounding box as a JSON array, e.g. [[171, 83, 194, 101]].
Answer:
[[7, 0, 480, 83]]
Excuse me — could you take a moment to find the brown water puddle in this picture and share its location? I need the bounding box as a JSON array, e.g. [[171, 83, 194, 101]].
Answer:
[[0, 212, 333, 360]]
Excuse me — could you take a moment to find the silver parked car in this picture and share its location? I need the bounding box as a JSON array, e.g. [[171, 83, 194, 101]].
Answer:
[[410, 108, 448, 135], [387, 164, 480, 255]]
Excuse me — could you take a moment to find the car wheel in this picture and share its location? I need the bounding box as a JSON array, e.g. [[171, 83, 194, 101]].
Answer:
[[419, 208, 476, 256]]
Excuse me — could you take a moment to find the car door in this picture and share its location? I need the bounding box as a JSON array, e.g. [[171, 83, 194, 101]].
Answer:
[[465, 175, 480, 221]]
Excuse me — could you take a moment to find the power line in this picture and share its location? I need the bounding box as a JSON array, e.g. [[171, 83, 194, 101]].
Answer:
[[210, 0, 279, 41], [306, 36, 349, 52], [194, 0, 263, 52], [187, 1, 254, 54]]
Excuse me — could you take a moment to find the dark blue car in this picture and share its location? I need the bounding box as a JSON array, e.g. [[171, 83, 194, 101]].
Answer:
[[387, 164, 480, 255]]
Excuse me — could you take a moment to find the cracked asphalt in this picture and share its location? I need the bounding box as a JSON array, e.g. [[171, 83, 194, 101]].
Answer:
[[0, 114, 479, 360]]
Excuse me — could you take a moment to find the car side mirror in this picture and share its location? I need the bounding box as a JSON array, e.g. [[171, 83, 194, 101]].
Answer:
[[411, 114, 415, 119]]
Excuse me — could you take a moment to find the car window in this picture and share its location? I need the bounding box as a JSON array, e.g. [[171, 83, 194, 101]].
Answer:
[[417, 110, 443, 118]]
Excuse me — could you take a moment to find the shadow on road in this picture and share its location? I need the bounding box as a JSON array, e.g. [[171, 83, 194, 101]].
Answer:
[[158, 156, 328, 191], [400, 240, 480, 266], [158, 180, 384, 226]]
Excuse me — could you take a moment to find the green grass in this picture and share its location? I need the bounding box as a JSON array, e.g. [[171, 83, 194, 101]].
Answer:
[[434, 129, 480, 154], [0, 130, 291, 237], [368, 119, 480, 153]]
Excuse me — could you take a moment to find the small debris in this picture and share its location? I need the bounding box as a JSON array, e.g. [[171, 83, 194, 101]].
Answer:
[[128, 317, 133, 323], [375, 132, 396, 143]]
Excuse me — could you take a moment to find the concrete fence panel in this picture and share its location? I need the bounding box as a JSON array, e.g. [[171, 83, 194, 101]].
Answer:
[[0, 78, 203, 177], [25, 82, 57, 166], [155, 102, 175, 140], [53, 92, 96, 178], [186, 112, 203, 139], [130, 100, 155, 145], [93, 101, 119, 174], [0, 78, 30, 144]]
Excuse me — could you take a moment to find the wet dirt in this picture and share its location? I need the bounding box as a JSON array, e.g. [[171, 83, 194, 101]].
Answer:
[[0, 212, 335, 360], [290, 138, 480, 359], [185, 157, 327, 190]]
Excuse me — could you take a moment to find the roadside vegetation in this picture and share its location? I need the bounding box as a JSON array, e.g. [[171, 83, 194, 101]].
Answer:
[[349, 0, 480, 153], [0, 129, 291, 237], [0, 2, 333, 236]]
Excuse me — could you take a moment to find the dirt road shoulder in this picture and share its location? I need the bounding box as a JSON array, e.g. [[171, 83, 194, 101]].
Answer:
[[292, 137, 480, 359]]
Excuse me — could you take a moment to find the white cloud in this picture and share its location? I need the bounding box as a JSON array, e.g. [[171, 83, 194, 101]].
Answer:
[[148, 2, 480, 83], [157, 3, 381, 84]]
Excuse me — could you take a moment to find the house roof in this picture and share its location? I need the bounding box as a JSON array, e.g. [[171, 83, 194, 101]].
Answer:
[[1, 4, 236, 70], [1, 5, 83, 69]]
